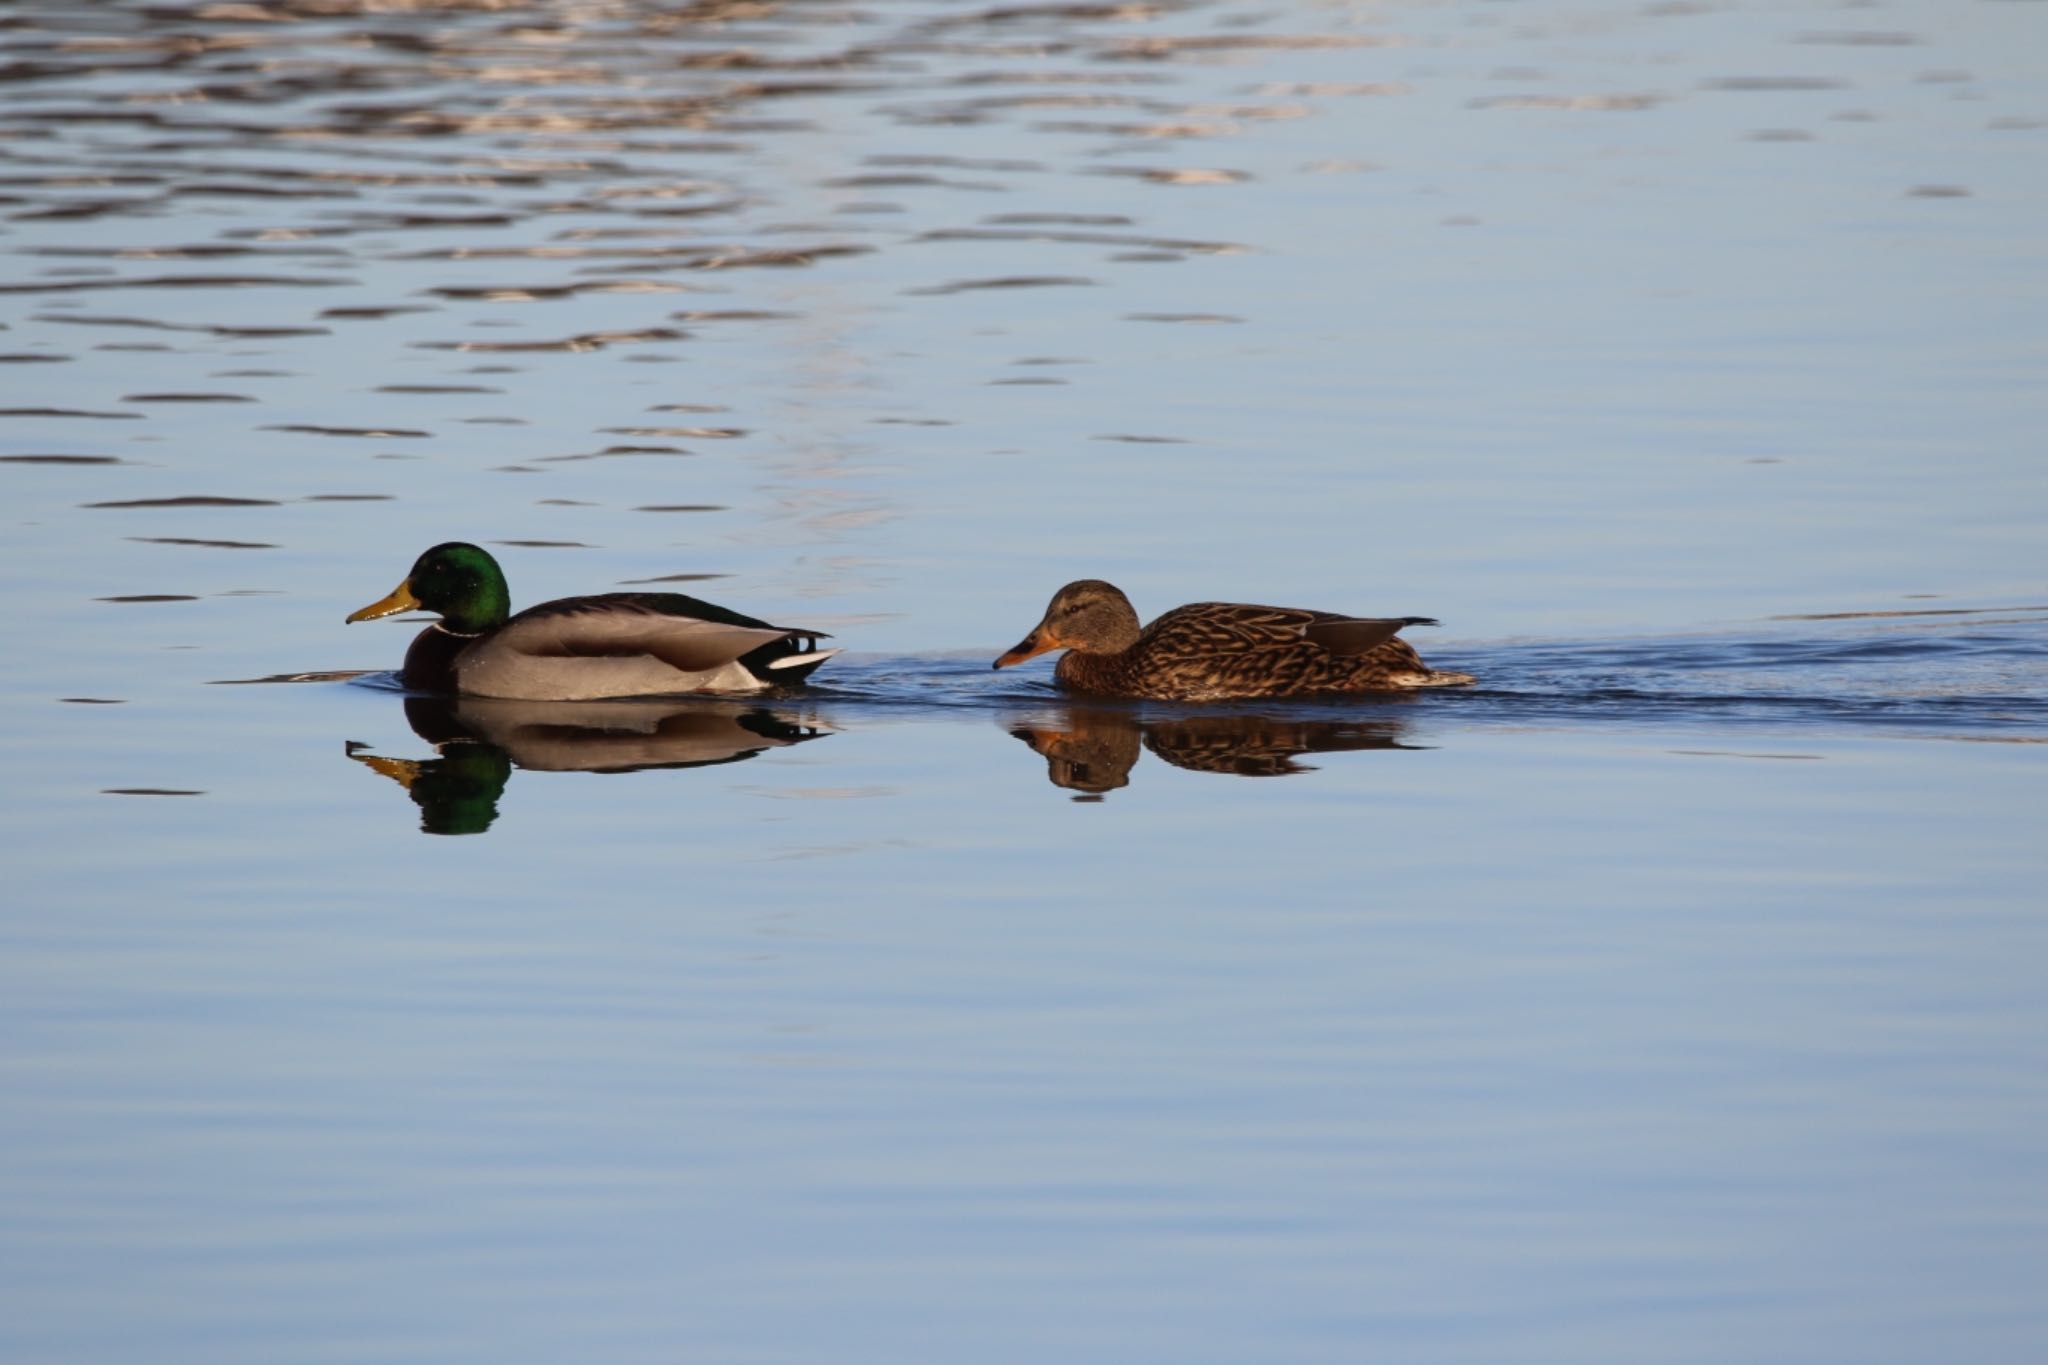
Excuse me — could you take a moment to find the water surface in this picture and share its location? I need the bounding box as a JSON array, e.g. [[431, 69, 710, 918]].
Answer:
[[3, 0, 2046, 1361]]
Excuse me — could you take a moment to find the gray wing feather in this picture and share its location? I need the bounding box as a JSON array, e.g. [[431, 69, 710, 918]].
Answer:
[[494, 600, 793, 672]]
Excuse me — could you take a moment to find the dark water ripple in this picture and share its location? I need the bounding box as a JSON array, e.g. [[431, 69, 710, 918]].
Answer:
[[2, 9, 2043, 1357], [4, 0, 2042, 752], [326, 611, 2048, 744], [1431, 615, 2048, 738]]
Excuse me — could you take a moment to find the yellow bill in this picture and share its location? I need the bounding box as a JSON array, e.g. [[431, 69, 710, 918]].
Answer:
[[346, 579, 422, 623]]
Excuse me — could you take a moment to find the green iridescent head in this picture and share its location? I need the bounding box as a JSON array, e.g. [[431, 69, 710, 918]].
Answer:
[[346, 542, 512, 634]]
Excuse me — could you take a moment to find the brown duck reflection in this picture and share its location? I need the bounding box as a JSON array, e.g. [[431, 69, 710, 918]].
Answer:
[[349, 694, 828, 834], [1009, 704, 1419, 796]]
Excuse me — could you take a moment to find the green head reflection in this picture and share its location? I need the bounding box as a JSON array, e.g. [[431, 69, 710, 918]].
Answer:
[[347, 694, 830, 835], [348, 737, 511, 836]]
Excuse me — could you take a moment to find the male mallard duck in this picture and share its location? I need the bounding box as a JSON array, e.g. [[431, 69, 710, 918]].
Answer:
[[346, 542, 838, 700], [992, 579, 1473, 700]]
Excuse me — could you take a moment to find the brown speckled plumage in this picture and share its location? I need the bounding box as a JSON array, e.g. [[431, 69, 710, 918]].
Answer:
[[994, 579, 1474, 701]]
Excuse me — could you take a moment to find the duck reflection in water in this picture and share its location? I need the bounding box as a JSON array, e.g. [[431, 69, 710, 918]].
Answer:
[[349, 694, 829, 835], [1007, 703, 1420, 798]]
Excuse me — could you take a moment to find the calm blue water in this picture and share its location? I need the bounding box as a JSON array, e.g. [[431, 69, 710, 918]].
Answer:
[[3, 0, 2046, 1360]]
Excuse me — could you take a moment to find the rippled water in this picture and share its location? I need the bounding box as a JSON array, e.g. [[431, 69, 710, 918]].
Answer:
[[4, 0, 2047, 1361]]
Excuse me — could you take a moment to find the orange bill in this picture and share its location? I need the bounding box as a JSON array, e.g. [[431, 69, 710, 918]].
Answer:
[[993, 625, 1060, 670]]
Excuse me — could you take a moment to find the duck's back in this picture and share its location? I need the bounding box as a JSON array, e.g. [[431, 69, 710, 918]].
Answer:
[[1057, 600, 1466, 701], [453, 593, 830, 700]]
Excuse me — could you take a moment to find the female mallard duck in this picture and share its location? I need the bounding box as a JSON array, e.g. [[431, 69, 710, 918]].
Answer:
[[992, 579, 1473, 700], [346, 542, 838, 700]]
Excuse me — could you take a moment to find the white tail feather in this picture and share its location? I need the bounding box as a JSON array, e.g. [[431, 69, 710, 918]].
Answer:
[[766, 648, 842, 670]]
